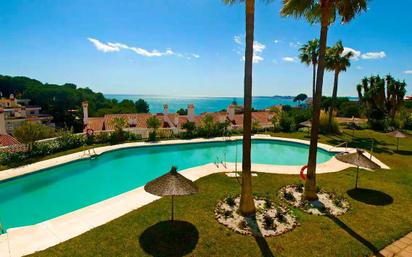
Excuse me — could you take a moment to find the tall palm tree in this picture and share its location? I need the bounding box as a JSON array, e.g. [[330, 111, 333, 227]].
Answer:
[[224, 0, 256, 215], [299, 39, 320, 99], [281, 0, 368, 200], [325, 40, 353, 130]]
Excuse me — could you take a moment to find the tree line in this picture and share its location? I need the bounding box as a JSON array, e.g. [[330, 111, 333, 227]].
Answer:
[[0, 75, 149, 132]]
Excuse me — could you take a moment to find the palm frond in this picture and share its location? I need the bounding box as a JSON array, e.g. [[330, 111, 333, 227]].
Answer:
[[280, 0, 314, 18]]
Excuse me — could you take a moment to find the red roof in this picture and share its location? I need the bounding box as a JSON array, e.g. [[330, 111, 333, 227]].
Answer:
[[0, 134, 20, 147]]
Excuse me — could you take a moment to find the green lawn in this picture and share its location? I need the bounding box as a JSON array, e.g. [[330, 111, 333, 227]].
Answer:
[[29, 129, 412, 257]]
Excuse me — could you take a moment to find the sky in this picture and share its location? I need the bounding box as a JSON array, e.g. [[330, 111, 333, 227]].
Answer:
[[0, 0, 411, 97]]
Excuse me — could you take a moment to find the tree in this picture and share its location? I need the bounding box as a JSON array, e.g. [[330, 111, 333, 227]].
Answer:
[[13, 122, 56, 150], [146, 116, 161, 141], [110, 117, 128, 142], [135, 99, 150, 113], [357, 75, 407, 130], [325, 40, 353, 131], [281, 0, 368, 200], [299, 39, 320, 98], [293, 93, 308, 104], [176, 108, 188, 115], [224, 0, 256, 215]]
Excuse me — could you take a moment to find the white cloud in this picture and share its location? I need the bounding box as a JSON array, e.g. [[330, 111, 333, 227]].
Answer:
[[88, 38, 120, 53], [361, 51, 386, 59], [356, 66, 363, 70], [343, 47, 386, 61], [274, 40, 280, 44], [404, 70, 412, 74], [343, 47, 361, 60], [282, 56, 298, 62], [234, 35, 265, 63], [234, 35, 242, 45], [289, 41, 301, 48], [88, 38, 198, 59]]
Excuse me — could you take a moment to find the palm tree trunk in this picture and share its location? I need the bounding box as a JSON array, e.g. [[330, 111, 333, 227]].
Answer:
[[304, 24, 329, 201], [239, 0, 256, 216], [328, 71, 339, 132], [312, 63, 317, 99]]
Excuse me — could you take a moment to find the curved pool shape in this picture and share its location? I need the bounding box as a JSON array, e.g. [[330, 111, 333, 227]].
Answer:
[[0, 139, 334, 230]]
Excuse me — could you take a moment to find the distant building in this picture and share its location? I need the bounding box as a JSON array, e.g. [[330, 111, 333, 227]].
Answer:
[[0, 94, 54, 135], [82, 102, 276, 133]]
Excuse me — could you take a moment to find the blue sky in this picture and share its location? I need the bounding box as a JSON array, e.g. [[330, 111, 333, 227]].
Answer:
[[0, 0, 411, 97]]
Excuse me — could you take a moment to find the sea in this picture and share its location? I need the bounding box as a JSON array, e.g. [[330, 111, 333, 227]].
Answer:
[[104, 94, 299, 114]]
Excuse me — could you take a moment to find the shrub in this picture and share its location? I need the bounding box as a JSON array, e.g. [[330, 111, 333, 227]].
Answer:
[[263, 214, 275, 229], [225, 196, 236, 207], [339, 101, 360, 117], [279, 112, 295, 132], [319, 111, 339, 134], [275, 209, 287, 223]]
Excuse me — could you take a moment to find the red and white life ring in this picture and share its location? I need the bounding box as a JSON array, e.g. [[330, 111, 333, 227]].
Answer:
[[300, 165, 308, 180]]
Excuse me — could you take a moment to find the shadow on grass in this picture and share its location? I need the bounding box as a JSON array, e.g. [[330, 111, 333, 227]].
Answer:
[[139, 220, 199, 257], [247, 215, 275, 257], [347, 188, 393, 206], [395, 150, 412, 156], [327, 215, 384, 257]]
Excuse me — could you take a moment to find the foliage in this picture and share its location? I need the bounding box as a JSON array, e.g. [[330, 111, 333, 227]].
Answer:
[[146, 116, 161, 130], [176, 108, 188, 115], [293, 93, 308, 103], [13, 122, 56, 150], [319, 111, 340, 134], [180, 121, 196, 139], [196, 115, 230, 138], [134, 99, 150, 113], [146, 116, 161, 142], [110, 117, 128, 143], [0, 75, 150, 132], [279, 112, 296, 132], [357, 75, 407, 130]]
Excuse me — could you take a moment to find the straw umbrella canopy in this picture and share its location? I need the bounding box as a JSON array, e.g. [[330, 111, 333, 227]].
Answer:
[[299, 120, 312, 128], [336, 149, 380, 188], [387, 130, 407, 151], [144, 166, 198, 221], [299, 120, 312, 134]]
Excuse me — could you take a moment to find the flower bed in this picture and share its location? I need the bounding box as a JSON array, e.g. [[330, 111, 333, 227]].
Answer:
[[215, 195, 298, 237], [279, 184, 349, 216]]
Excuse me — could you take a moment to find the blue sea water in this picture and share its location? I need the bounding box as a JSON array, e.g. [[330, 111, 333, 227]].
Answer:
[[105, 94, 298, 114]]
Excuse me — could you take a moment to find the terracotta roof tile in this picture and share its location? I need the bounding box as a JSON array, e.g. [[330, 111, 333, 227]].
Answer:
[[0, 134, 20, 147]]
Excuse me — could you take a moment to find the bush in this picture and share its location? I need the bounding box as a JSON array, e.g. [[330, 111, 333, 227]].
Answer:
[[148, 131, 157, 142], [263, 214, 275, 229], [339, 101, 361, 117], [319, 111, 340, 134], [279, 112, 295, 132]]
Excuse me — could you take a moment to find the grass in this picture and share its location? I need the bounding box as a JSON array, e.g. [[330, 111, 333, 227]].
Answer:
[[25, 128, 412, 256]]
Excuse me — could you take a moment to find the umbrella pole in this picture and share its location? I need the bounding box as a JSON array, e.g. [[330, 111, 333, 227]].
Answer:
[[171, 195, 174, 221], [355, 166, 359, 189]]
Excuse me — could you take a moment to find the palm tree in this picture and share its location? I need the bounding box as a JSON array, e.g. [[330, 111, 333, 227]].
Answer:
[[224, 0, 256, 215], [299, 39, 320, 99], [325, 40, 353, 131], [281, 0, 368, 200]]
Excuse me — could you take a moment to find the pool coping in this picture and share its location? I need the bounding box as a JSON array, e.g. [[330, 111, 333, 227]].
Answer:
[[0, 134, 389, 257]]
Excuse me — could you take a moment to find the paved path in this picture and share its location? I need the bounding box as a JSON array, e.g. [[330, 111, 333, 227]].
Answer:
[[374, 231, 412, 257]]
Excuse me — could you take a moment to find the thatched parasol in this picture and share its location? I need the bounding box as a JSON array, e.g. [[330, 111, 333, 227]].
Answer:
[[387, 130, 407, 151], [299, 120, 312, 134], [144, 166, 198, 220], [299, 120, 312, 128], [336, 149, 380, 188]]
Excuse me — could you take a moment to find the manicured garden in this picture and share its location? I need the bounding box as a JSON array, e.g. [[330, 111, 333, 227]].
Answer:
[[29, 129, 412, 257]]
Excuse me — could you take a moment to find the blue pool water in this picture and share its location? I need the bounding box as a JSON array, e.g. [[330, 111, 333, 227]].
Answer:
[[0, 139, 334, 230]]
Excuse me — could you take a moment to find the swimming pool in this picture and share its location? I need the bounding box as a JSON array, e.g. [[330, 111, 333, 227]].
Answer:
[[0, 139, 334, 230]]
